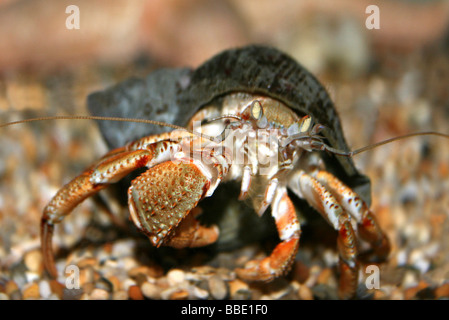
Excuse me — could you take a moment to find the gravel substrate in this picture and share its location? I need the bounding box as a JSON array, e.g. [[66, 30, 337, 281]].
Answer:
[[1, 6, 448, 300]]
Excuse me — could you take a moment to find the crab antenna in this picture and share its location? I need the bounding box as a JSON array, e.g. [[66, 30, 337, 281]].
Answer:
[[316, 131, 449, 157], [0, 115, 219, 143], [350, 131, 449, 156]]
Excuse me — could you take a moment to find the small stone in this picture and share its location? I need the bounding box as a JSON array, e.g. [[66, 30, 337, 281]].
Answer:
[[47, 294, 61, 300], [229, 279, 250, 300], [90, 288, 109, 300], [49, 280, 65, 299], [39, 280, 52, 299], [170, 289, 189, 300], [435, 283, 449, 299], [317, 268, 333, 285], [141, 282, 161, 300], [107, 276, 121, 291], [208, 275, 228, 300], [167, 269, 186, 286], [103, 242, 113, 253], [112, 290, 129, 300], [128, 266, 160, 278], [0, 293, 9, 300], [22, 282, 40, 299], [128, 285, 144, 300], [95, 277, 114, 292], [82, 282, 95, 295], [9, 290, 22, 300], [304, 265, 321, 287], [24, 249, 43, 274], [77, 257, 98, 269], [5, 280, 19, 295], [112, 240, 135, 258], [311, 284, 338, 300], [128, 263, 164, 279], [79, 293, 90, 300], [298, 285, 314, 300], [404, 281, 428, 300], [191, 286, 209, 300], [25, 271, 40, 283], [122, 257, 138, 271], [292, 261, 310, 284], [79, 267, 95, 286], [121, 279, 137, 291]]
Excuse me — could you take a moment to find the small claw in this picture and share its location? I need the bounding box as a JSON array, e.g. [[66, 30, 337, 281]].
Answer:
[[165, 208, 219, 248], [235, 237, 299, 282], [338, 259, 358, 300]]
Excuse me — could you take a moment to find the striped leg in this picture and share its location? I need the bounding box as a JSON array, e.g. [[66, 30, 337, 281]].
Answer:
[[313, 170, 390, 262], [289, 171, 358, 299], [41, 140, 180, 277], [236, 187, 300, 281]]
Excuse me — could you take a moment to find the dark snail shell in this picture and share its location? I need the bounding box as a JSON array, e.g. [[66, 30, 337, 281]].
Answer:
[[88, 45, 371, 206], [182, 45, 371, 205]]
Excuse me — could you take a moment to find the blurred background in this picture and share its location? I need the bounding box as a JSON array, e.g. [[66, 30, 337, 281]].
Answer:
[[0, 0, 449, 300]]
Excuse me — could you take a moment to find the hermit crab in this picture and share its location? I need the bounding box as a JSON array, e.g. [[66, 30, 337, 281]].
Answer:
[[7, 45, 443, 299]]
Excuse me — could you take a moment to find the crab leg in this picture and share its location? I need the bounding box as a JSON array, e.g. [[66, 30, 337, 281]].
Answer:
[[289, 171, 358, 299], [236, 187, 300, 281], [313, 170, 390, 262], [41, 140, 180, 277]]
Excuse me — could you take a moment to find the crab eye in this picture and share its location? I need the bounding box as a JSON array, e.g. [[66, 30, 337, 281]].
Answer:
[[250, 100, 263, 120], [298, 115, 312, 133], [287, 115, 313, 136]]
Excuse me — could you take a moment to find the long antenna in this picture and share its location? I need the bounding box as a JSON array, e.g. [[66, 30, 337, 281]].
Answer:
[[0, 115, 218, 142], [1, 116, 448, 155], [350, 131, 449, 156]]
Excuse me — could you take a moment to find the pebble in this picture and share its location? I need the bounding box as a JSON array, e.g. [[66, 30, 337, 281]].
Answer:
[[160, 287, 190, 300], [122, 257, 139, 271], [0, 293, 9, 300], [112, 290, 129, 300], [24, 249, 43, 274], [304, 265, 321, 287], [121, 278, 137, 291], [82, 282, 95, 295], [49, 280, 65, 299], [5, 280, 19, 295], [22, 282, 40, 299], [128, 285, 144, 300], [292, 261, 310, 284], [112, 240, 135, 258], [107, 275, 121, 291], [228, 279, 250, 300], [191, 286, 209, 300], [128, 265, 163, 278], [96, 277, 114, 292], [167, 269, 186, 286], [404, 281, 429, 300], [141, 281, 161, 300], [435, 283, 449, 299], [208, 275, 228, 300], [79, 267, 95, 286], [298, 285, 314, 300], [39, 280, 52, 299], [90, 288, 110, 300], [170, 289, 189, 300], [77, 257, 98, 269], [317, 268, 333, 285]]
